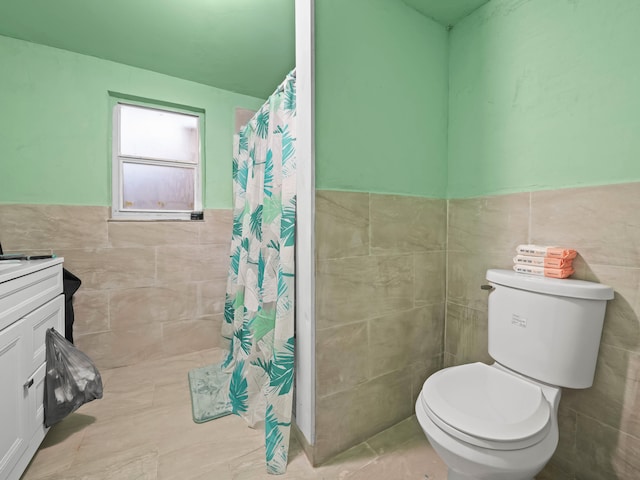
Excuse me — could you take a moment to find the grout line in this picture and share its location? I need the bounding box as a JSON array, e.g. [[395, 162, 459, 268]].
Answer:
[[443, 198, 450, 363], [573, 410, 640, 442], [316, 301, 444, 333], [528, 191, 533, 244], [367, 192, 372, 257], [445, 299, 486, 313]]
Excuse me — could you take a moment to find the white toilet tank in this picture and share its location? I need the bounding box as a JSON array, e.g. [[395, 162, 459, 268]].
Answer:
[[486, 269, 614, 389]]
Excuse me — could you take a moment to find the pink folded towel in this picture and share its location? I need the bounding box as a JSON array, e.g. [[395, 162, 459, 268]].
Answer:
[[516, 244, 577, 260], [513, 255, 573, 269], [513, 264, 575, 279]]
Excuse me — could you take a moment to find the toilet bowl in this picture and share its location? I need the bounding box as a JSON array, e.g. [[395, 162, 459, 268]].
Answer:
[[415, 269, 614, 480], [416, 362, 560, 480]]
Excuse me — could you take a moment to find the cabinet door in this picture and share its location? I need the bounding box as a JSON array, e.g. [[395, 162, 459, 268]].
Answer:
[[25, 362, 47, 443], [0, 321, 27, 479], [23, 295, 64, 376], [22, 295, 64, 439]]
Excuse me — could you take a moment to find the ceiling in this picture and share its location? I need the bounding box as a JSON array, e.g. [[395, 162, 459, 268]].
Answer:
[[0, 0, 295, 99], [0, 1, 489, 99], [403, 0, 489, 27], [403, 0, 490, 26]]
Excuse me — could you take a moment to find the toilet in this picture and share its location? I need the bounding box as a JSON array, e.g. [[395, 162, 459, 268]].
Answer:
[[416, 269, 614, 480]]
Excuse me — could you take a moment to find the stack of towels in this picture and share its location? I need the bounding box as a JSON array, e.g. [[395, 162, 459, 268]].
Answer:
[[513, 244, 577, 279]]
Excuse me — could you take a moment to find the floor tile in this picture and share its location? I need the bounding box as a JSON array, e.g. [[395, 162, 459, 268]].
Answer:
[[21, 350, 448, 480]]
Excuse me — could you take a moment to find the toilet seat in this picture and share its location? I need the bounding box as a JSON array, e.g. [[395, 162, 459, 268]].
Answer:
[[420, 363, 551, 451]]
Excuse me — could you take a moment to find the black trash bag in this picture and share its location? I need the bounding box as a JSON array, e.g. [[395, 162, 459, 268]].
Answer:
[[62, 269, 81, 343], [44, 328, 103, 427]]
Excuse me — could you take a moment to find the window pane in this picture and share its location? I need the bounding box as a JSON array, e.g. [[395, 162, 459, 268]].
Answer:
[[119, 104, 199, 163], [122, 162, 195, 211]]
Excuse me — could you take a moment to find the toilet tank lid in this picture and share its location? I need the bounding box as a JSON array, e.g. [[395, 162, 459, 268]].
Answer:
[[487, 269, 614, 300]]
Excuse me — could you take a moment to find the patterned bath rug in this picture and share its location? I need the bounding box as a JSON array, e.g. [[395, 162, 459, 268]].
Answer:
[[188, 363, 232, 423]]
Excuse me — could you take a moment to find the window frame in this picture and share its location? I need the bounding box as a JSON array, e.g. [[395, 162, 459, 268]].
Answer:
[[110, 97, 205, 221]]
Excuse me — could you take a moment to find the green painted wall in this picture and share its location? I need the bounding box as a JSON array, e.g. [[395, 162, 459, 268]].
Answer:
[[315, 0, 449, 198], [448, 0, 640, 198], [0, 35, 264, 208]]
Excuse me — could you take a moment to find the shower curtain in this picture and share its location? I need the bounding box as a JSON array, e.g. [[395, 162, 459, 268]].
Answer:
[[222, 70, 296, 474]]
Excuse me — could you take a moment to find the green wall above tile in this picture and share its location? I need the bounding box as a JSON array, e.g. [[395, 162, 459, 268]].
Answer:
[[316, 0, 640, 199], [315, 0, 449, 199], [0, 36, 264, 208], [6, 0, 640, 205], [447, 0, 640, 198]]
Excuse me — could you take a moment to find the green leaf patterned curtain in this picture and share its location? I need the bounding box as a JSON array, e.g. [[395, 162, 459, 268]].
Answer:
[[222, 70, 296, 474]]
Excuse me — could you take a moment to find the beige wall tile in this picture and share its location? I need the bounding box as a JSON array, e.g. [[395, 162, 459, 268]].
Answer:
[[544, 405, 577, 478], [563, 344, 640, 440], [370, 194, 446, 254], [583, 265, 640, 354], [197, 280, 227, 317], [316, 190, 370, 260], [75, 324, 164, 369], [156, 244, 228, 283], [369, 304, 444, 378], [448, 193, 529, 253], [414, 252, 446, 306], [447, 250, 512, 312], [531, 183, 640, 268], [365, 415, 425, 456], [316, 254, 414, 329], [108, 220, 199, 247], [72, 290, 109, 336], [310, 441, 378, 475], [536, 462, 575, 480], [109, 285, 198, 329], [316, 321, 369, 397], [0, 204, 231, 369], [0, 204, 108, 250], [443, 352, 457, 368], [445, 302, 491, 365], [575, 413, 640, 480], [199, 209, 233, 245], [56, 247, 157, 290], [314, 370, 413, 464], [410, 354, 443, 405], [161, 316, 221, 357]]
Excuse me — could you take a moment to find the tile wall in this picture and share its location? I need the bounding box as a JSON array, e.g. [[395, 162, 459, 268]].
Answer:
[[312, 190, 447, 464], [446, 183, 640, 479], [0, 205, 231, 369], [5, 183, 638, 478]]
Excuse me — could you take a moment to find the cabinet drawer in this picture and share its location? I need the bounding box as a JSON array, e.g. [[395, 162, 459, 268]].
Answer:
[[23, 295, 64, 376], [0, 266, 63, 333]]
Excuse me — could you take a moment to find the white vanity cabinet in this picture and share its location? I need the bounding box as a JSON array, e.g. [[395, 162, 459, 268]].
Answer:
[[0, 259, 64, 480]]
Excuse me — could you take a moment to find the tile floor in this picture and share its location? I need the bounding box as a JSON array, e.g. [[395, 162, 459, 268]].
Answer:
[[21, 349, 448, 480]]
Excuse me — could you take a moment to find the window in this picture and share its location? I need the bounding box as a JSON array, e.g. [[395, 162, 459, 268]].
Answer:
[[111, 101, 203, 220]]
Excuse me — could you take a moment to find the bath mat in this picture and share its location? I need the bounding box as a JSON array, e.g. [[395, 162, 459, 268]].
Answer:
[[188, 363, 232, 423]]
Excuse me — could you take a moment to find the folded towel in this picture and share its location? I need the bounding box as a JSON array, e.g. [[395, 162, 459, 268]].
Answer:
[[516, 244, 577, 260], [513, 264, 575, 279], [513, 255, 573, 269]]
